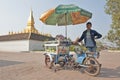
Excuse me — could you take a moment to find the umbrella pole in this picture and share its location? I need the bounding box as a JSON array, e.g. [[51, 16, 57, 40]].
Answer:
[[65, 13, 67, 39], [65, 26, 67, 39]]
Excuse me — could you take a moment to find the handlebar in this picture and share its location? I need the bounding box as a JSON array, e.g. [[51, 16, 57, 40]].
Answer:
[[59, 41, 73, 46], [59, 41, 84, 46]]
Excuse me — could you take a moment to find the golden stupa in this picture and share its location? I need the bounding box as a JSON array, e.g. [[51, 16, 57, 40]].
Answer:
[[23, 9, 38, 34], [9, 9, 51, 37]]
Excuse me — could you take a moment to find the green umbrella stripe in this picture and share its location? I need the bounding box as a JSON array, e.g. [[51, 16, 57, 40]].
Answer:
[[55, 9, 81, 14], [80, 10, 92, 18], [56, 4, 80, 9], [55, 4, 82, 14]]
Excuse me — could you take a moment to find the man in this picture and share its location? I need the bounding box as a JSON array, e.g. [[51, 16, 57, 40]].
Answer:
[[74, 22, 102, 57]]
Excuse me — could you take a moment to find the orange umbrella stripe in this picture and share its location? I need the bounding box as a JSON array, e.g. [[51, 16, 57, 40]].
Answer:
[[40, 9, 55, 23], [71, 12, 90, 25]]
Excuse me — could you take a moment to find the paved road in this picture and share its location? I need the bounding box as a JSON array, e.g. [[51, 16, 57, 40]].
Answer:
[[0, 50, 120, 80]]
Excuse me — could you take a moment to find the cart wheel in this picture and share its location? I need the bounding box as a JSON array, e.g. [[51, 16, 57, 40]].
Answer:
[[83, 57, 101, 76], [59, 61, 65, 67], [45, 55, 53, 69]]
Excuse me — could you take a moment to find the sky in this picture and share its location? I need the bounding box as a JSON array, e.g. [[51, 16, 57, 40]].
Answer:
[[0, 0, 111, 40]]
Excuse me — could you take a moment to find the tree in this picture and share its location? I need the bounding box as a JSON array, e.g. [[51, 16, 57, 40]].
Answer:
[[105, 0, 120, 47]]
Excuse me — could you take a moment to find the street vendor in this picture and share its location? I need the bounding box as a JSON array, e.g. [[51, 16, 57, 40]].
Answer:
[[73, 22, 102, 58]]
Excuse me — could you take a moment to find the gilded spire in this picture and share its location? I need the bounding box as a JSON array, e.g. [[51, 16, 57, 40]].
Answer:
[[24, 9, 38, 34], [8, 9, 52, 37], [27, 9, 35, 27]]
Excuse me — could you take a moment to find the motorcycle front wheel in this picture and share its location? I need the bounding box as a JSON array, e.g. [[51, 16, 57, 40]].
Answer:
[[83, 57, 101, 76]]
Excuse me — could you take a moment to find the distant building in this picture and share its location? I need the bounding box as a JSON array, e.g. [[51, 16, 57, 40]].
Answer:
[[0, 9, 55, 52]]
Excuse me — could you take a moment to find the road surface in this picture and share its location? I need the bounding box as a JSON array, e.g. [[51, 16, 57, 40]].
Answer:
[[0, 50, 120, 80]]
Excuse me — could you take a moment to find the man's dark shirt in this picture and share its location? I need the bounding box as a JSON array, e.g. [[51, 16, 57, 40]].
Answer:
[[78, 29, 102, 47]]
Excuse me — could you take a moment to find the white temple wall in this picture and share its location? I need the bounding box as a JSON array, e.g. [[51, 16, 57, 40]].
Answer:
[[29, 40, 44, 51], [0, 40, 44, 52], [0, 40, 29, 52]]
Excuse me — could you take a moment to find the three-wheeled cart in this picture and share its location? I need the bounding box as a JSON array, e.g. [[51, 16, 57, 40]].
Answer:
[[44, 40, 101, 76]]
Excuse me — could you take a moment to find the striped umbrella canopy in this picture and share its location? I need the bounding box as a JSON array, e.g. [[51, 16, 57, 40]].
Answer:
[[40, 4, 92, 38]]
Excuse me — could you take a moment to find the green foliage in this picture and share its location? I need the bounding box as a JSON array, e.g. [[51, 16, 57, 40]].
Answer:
[[69, 45, 75, 51], [69, 45, 87, 51], [105, 0, 120, 47]]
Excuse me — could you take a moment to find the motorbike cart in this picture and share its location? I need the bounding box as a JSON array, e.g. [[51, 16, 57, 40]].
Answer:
[[44, 40, 74, 69], [44, 40, 101, 76]]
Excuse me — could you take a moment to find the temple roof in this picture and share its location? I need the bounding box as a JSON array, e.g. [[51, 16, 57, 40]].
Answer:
[[0, 33, 55, 41], [2, 9, 55, 42]]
